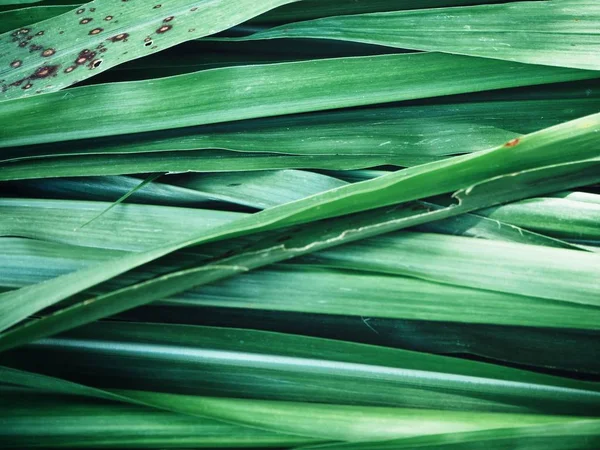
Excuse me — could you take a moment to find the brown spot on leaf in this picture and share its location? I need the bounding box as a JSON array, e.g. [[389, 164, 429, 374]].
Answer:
[[108, 33, 129, 42], [18, 42, 28, 48], [29, 44, 43, 52], [10, 60, 22, 68], [504, 138, 521, 148], [22, 83, 33, 90], [75, 50, 95, 64], [41, 48, 56, 57], [190, 7, 198, 11], [156, 25, 172, 33], [90, 7, 96, 12], [64, 66, 76, 73], [153, 4, 162, 8], [80, 18, 93, 24], [89, 28, 103, 35], [188, 28, 195, 32], [163, 16, 174, 22], [36, 31, 45, 36], [31, 65, 59, 79], [105, 16, 113, 21], [19, 28, 30, 34], [76, 8, 85, 14]]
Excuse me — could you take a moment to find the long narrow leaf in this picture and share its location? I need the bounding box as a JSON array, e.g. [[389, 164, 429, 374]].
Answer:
[[2, 53, 597, 147], [237, 0, 600, 70]]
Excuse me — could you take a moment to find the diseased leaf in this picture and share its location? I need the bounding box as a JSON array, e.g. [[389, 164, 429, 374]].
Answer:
[[0, 0, 300, 100]]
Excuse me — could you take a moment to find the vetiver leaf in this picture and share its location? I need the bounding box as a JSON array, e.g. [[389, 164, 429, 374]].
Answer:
[[119, 391, 590, 441], [0, 389, 317, 448], [0, 174, 218, 206], [477, 197, 600, 240], [3, 97, 597, 164], [3, 170, 347, 208], [159, 264, 600, 330], [2, 365, 592, 443], [236, 0, 600, 70], [300, 231, 600, 307], [2, 52, 598, 147], [119, 306, 600, 374], [254, 0, 524, 24], [0, 151, 392, 181], [6, 322, 600, 413], [296, 421, 600, 450], [418, 210, 589, 251], [0, 0, 300, 100], [0, 198, 243, 251]]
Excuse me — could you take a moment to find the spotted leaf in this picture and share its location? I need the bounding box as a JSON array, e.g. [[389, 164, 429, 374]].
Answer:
[[0, 0, 300, 100]]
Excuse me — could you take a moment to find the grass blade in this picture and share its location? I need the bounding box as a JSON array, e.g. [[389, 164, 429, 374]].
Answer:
[[2, 52, 597, 148], [239, 0, 600, 70]]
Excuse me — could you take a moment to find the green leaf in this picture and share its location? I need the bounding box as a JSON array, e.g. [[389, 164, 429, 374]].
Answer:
[[300, 231, 600, 307], [118, 391, 592, 442], [477, 197, 600, 240], [236, 0, 600, 70], [160, 264, 600, 330], [418, 210, 589, 251], [6, 322, 600, 413], [0, 151, 392, 181], [297, 421, 600, 450], [0, 197, 242, 251], [4, 96, 597, 165], [0, 389, 317, 448], [118, 306, 600, 375], [4, 170, 348, 209], [255, 0, 523, 24], [2, 52, 597, 147], [1, 174, 218, 206], [3, 363, 593, 444]]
